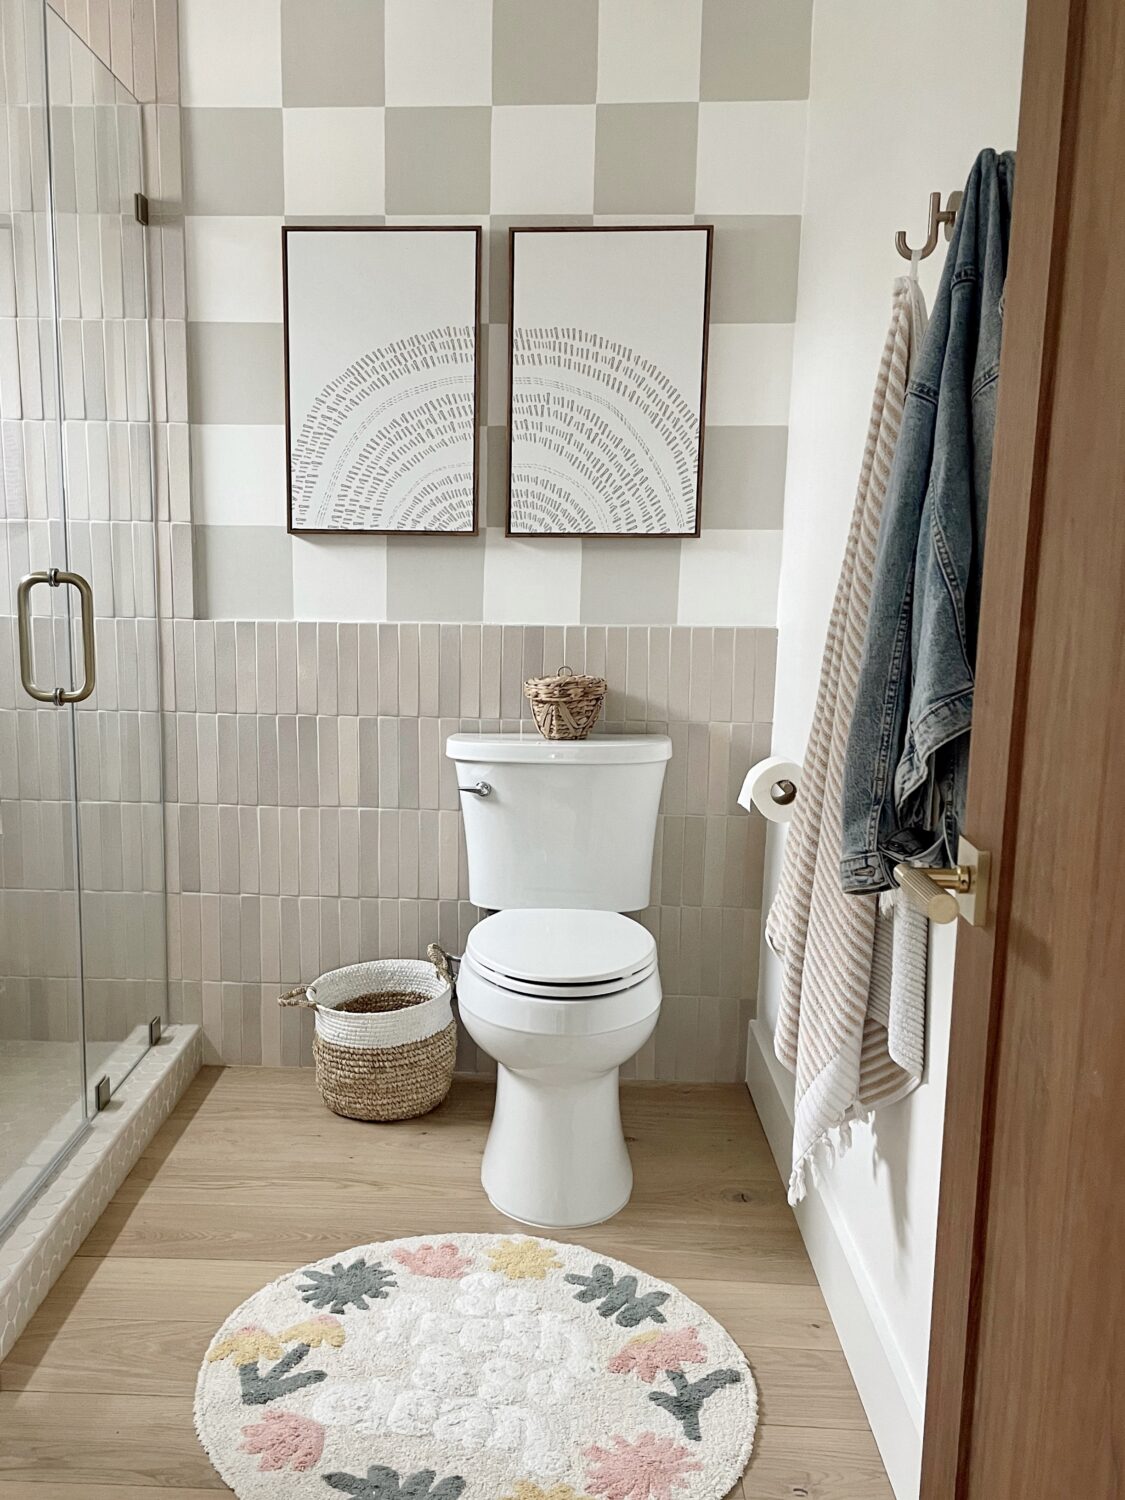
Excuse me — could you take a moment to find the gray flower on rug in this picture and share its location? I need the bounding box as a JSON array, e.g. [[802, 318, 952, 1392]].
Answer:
[[238, 1344, 328, 1406], [299, 1259, 397, 1314], [649, 1368, 743, 1442], [323, 1465, 466, 1500], [565, 1263, 670, 1326]]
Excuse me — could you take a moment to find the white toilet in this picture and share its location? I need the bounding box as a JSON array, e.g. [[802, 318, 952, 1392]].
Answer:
[[446, 731, 671, 1229]]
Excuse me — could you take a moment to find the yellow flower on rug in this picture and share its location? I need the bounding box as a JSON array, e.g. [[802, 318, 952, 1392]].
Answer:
[[487, 1237, 562, 1280], [206, 1325, 284, 1365], [279, 1315, 345, 1349], [503, 1482, 594, 1500]]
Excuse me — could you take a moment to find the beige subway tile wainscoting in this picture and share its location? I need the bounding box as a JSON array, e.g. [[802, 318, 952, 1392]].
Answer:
[[155, 622, 775, 1075]]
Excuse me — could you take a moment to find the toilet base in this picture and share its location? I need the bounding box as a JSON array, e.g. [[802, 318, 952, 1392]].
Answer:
[[481, 1062, 634, 1229], [483, 1189, 633, 1232]]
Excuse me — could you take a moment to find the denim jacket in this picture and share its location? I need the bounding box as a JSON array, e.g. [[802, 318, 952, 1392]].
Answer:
[[841, 149, 1016, 893]]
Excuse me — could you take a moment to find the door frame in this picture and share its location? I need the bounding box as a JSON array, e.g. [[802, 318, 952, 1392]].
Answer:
[[919, 0, 1087, 1491]]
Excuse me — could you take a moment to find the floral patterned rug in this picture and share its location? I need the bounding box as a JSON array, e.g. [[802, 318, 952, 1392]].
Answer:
[[194, 1233, 758, 1500]]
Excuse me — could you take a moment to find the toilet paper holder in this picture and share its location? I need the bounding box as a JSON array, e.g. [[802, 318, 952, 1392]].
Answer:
[[738, 755, 803, 823]]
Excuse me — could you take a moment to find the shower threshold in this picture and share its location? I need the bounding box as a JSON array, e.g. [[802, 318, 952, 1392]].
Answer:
[[0, 1025, 201, 1361]]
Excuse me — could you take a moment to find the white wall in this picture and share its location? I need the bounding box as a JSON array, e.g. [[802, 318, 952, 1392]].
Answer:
[[748, 3, 1026, 1497]]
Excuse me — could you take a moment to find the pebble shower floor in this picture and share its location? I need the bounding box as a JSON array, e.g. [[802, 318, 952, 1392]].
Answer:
[[194, 1233, 758, 1499]]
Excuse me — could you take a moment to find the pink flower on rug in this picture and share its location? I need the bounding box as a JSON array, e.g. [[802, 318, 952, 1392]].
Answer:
[[608, 1327, 707, 1383], [240, 1409, 325, 1472], [584, 1433, 703, 1500], [393, 1242, 473, 1279]]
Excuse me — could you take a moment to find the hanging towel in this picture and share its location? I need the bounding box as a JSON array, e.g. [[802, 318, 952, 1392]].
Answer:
[[766, 275, 930, 1205]]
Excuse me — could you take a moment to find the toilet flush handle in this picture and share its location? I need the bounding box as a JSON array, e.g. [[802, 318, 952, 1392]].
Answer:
[[458, 780, 492, 797]]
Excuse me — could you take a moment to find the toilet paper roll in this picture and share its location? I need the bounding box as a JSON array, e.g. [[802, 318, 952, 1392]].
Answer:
[[738, 755, 802, 823]]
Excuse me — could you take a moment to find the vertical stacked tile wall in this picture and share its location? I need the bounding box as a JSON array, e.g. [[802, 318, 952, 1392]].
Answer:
[[161, 621, 776, 1078]]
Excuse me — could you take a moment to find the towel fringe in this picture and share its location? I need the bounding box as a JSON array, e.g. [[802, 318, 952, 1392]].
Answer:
[[787, 1110, 873, 1205], [790, 1159, 807, 1203]]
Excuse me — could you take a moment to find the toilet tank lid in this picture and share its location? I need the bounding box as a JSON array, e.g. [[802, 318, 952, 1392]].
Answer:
[[446, 731, 672, 765]]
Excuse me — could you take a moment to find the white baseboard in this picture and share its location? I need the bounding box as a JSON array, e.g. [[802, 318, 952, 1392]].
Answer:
[[745, 1019, 923, 1500]]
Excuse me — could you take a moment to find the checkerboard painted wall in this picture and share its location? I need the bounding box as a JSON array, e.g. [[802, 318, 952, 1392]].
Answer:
[[180, 0, 811, 626]]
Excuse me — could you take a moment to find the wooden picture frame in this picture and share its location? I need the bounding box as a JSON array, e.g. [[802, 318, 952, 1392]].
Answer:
[[506, 225, 713, 539], [283, 225, 482, 536]]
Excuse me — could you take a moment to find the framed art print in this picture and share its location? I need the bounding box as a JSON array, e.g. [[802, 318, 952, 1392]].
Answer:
[[506, 225, 713, 538], [284, 226, 482, 535]]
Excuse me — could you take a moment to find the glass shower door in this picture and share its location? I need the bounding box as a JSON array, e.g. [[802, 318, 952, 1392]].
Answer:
[[0, 0, 87, 1232], [0, 0, 165, 1235], [45, 7, 165, 1101]]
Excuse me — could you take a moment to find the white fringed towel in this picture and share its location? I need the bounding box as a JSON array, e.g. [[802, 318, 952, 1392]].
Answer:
[[765, 277, 930, 1204]]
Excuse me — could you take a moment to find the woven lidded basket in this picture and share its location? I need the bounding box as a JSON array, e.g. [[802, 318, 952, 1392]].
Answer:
[[278, 945, 456, 1122], [524, 664, 607, 741]]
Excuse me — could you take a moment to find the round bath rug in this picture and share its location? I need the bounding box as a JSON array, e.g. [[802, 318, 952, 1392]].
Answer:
[[195, 1233, 758, 1499]]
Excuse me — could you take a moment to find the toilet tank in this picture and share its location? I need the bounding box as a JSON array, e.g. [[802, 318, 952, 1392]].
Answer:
[[446, 732, 672, 912]]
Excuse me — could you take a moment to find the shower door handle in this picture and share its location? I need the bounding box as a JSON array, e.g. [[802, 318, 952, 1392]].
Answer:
[[17, 569, 97, 705]]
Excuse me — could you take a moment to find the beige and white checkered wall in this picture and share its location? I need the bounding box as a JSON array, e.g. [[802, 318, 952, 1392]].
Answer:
[[181, 0, 811, 625]]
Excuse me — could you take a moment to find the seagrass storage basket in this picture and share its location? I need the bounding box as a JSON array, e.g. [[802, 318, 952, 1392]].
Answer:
[[278, 946, 456, 1122], [524, 665, 607, 740]]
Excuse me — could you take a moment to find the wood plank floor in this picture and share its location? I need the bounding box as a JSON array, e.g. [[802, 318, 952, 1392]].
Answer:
[[0, 1068, 893, 1499]]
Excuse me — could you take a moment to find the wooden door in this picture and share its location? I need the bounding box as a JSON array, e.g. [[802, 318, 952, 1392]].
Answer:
[[921, 0, 1125, 1492]]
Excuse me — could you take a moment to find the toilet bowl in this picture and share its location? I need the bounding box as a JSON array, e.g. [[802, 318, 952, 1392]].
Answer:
[[457, 907, 661, 1228]]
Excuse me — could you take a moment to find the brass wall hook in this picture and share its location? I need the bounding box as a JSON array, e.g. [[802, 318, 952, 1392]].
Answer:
[[895, 189, 964, 260]]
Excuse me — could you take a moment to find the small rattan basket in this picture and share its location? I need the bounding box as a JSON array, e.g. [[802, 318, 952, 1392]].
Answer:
[[524, 665, 607, 740], [278, 946, 456, 1122]]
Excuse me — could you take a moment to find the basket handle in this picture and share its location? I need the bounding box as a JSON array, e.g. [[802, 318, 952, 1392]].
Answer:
[[427, 944, 456, 986], [278, 986, 315, 1008]]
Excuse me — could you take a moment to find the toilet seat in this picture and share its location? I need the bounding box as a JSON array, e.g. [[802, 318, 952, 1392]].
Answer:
[[464, 909, 657, 1000]]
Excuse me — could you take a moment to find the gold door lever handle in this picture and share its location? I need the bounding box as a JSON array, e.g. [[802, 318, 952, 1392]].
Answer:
[[893, 841, 990, 926], [893, 865, 968, 924]]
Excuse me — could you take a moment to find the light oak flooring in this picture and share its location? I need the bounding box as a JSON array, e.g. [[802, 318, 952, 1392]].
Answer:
[[0, 1068, 893, 1498]]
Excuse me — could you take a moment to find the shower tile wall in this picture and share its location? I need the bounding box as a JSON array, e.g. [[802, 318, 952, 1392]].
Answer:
[[39, 0, 194, 618], [160, 621, 776, 1079]]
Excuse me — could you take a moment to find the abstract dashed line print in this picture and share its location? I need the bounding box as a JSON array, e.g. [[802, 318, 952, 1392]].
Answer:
[[290, 325, 476, 533], [508, 228, 711, 539], [284, 228, 480, 535]]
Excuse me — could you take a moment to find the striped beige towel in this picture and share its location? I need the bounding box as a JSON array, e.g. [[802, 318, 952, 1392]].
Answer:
[[765, 277, 930, 1205]]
